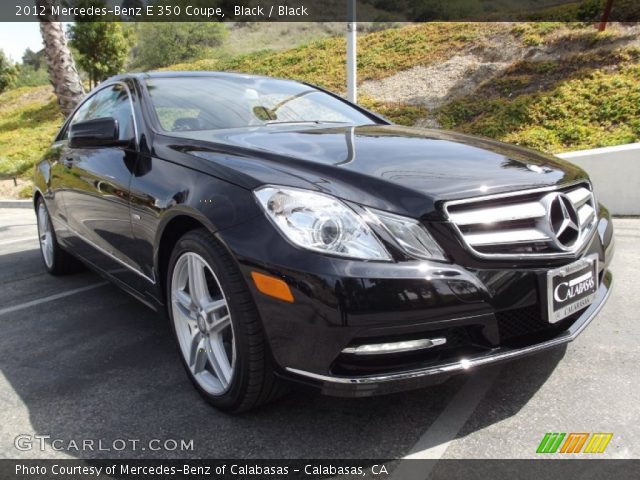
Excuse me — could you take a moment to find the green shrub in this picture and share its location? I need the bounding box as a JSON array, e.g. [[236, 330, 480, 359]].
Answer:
[[18, 184, 33, 199], [14, 65, 49, 88], [130, 23, 227, 70], [0, 49, 18, 94], [359, 97, 429, 126]]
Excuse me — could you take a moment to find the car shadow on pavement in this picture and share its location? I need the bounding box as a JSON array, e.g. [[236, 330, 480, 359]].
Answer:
[[0, 248, 565, 460]]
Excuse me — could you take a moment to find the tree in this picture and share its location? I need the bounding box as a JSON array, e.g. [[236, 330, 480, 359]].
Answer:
[[0, 50, 18, 94], [69, 18, 130, 88], [130, 23, 227, 70], [17, 48, 48, 88], [37, 0, 85, 117], [22, 48, 44, 70]]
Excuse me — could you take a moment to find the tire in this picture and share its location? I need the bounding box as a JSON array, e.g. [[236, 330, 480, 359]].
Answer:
[[36, 197, 84, 275], [166, 228, 286, 412]]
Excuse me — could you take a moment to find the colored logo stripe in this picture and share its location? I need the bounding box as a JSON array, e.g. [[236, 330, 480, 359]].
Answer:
[[560, 433, 589, 453], [537, 432, 613, 454], [583, 433, 613, 454], [537, 433, 565, 453]]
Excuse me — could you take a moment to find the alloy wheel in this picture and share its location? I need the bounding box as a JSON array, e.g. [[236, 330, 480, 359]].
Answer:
[[170, 252, 236, 396], [37, 202, 54, 269]]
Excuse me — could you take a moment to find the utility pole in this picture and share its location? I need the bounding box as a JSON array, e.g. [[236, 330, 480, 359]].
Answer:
[[346, 0, 357, 103], [598, 0, 615, 32]]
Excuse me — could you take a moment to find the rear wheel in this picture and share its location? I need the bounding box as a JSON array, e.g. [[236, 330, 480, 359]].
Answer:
[[167, 229, 285, 412], [36, 197, 83, 275]]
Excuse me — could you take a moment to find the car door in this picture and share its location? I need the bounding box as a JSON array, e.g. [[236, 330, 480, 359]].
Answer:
[[60, 83, 140, 281]]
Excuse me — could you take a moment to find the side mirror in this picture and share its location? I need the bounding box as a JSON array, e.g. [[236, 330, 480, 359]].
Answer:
[[69, 117, 123, 148]]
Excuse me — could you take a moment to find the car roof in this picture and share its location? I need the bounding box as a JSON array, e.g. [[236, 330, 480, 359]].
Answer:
[[107, 71, 285, 83]]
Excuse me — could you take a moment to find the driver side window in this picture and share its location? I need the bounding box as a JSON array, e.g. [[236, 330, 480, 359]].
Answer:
[[63, 84, 135, 142]]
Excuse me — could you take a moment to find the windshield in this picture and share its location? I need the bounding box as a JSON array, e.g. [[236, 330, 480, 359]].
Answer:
[[145, 76, 376, 132]]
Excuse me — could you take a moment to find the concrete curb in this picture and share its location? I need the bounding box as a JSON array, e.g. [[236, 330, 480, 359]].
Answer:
[[0, 200, 32, 208]]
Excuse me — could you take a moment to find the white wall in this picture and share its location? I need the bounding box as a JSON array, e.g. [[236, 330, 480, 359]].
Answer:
[[557, 143, 640, 216]]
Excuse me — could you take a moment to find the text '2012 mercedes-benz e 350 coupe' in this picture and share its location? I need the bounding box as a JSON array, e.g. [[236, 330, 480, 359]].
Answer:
[[33, 72, 614, 412]]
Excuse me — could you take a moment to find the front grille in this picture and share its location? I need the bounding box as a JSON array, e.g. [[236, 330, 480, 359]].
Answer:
[[444, 183, 597, 258]]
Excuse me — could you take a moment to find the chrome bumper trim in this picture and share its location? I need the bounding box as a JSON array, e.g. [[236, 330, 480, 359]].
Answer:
[[286, 275, 612, 386]]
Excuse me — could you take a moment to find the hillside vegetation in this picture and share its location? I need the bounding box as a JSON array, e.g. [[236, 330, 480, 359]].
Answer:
[[0, 86, 62, 177], [439, 46, 640, 152], [1, 22, 639, 198], [165, 23, 503, 91]]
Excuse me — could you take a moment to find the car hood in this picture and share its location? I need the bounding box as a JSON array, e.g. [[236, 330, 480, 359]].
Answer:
[[164, 124, 588, 220]]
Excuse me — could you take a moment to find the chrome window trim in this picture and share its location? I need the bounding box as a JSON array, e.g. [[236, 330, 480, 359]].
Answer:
[[442, 181, 599, 260]]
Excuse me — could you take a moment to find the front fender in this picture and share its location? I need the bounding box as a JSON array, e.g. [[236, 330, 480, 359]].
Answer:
[[32, 161, 50, 203], [128, 154, 262, 292]]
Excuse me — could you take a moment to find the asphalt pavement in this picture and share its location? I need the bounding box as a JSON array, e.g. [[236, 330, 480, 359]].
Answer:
[[0, 207, 637, 461]]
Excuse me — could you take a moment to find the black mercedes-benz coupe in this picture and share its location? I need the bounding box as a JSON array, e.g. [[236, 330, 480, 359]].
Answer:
[[33, 72, 613, 411]]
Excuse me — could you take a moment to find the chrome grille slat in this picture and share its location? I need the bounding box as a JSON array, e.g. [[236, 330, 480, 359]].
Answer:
[[444, 183, 598, 259], [466, 229, 550, 246], [449, 202, 546, 226], [567, 187, 592, 207], [578, 204, 595, 227]]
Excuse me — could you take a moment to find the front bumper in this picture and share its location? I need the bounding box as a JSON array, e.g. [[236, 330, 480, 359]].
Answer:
[[286, 272, 611, 397], [217, 208, 614, 397]]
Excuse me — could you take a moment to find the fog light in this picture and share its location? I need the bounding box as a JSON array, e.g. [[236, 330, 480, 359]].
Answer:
[[342, 338, 446, 355]]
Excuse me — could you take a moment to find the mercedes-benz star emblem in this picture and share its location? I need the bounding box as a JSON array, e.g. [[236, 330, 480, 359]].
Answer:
[[543, 192, 580, 250]]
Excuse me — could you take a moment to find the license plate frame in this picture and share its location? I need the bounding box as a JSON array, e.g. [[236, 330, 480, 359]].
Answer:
[[546, 255, 599, 324]]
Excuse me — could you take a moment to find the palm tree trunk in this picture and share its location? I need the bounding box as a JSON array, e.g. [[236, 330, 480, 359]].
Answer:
[[37, 0, 85, 117]]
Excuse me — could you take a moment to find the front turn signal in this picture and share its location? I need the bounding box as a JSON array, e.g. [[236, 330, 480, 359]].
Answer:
[[251, 271, 294, 303]]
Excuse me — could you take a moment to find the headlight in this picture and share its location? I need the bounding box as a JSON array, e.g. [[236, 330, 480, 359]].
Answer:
[[254, 186, 391, 261], [367, 208, 447, 261]]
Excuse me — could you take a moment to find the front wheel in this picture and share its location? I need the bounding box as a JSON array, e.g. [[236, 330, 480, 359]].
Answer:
[[36, 197, 83, 275], [166, 229, 285, 412]]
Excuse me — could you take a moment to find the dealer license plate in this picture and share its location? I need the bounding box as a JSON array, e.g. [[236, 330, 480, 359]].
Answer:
[[547, 256, 598, 323]]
